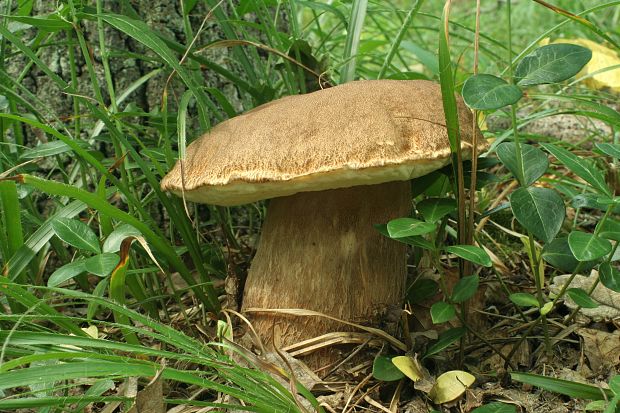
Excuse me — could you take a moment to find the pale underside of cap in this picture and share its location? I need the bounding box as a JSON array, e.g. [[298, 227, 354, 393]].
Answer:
[[161, 79, 487, 206]]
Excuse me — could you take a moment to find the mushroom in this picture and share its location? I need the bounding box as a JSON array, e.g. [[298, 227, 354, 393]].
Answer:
[[161, 80, 484, 367]]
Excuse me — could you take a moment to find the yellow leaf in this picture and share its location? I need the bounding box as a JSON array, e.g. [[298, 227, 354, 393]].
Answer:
[[392, 355, 424, 382], [81, 325, 98, 338], [429, 370, 475, 404]]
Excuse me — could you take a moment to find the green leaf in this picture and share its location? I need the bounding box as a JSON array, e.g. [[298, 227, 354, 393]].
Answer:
[[515, 44, 592, 86], [461, 74, 522, 110], [610, 376, 620, 394], [451, 275, 479, 303], [595, 143, 620, 159], [387, 218, 436, 238], [511, 372, 612, 400], [417, 197, 457, 223], [51, 217, 101, 254], [20, 140, 88, 159], [509, 293, 540, 308], [424, 327, 466, 359], [542, 238, 595, 273], [430, 301, 456, 324], [599, 219, 620, 242], [445, 245, 492, 267], [3, 14, 72, 31], [102, 224, 142, 253], [568, 231, 612, 262], [541, 143, 611, 196], [339, 0, 368, 82], [598, 263, 620, 293], [496, 142, 548, 187], [471, 402, 516, 413], [84, 254, 120, 278], [407, 279, 438, 304], [375, 224, 435, 250], [48, 260, 87, 287], [567, 288, 599, 308], [372, 355, 405, 381], [510, 187, 565, 243]]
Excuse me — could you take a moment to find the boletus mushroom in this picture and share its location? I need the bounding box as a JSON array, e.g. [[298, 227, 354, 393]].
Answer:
[[161, 80, 485, 368]]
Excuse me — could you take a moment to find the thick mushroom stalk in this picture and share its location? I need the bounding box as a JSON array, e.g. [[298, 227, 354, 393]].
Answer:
[[242, 181, 411, 368]]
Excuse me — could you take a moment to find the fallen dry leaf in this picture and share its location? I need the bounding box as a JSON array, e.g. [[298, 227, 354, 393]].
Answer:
[[550, 273, 620, 321], [576, 328, 620, 372], [127, 370, 165, 413]]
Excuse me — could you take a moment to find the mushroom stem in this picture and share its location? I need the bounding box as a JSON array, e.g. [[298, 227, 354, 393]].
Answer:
[[241, 181, 411, 368]]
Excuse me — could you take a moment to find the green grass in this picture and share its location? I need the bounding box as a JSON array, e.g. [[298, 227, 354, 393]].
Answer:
[[0, 0, 619, 411]]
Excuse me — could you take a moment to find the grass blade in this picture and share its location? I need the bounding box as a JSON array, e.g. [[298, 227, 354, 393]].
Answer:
[[340, 0, 368, 83]]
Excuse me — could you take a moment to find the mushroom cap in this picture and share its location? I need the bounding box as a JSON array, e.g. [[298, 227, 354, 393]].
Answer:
[[161, 79, 486, 206]]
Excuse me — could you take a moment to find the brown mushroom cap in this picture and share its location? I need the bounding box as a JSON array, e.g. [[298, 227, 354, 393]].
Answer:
[[161, 79, 486, 206]]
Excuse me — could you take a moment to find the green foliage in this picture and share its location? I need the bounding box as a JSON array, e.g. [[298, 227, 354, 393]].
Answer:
[[1, 0, 619, 410], [515, 44, 592, 86], [462, 74, 522, 110], [372, 355, 405, 381]]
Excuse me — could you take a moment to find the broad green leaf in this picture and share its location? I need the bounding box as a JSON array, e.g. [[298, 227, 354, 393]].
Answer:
[[510, 187, 565, 243], [509, 292, 540, 308], [496, 142, 548, 187], [567, 288, 599, 308], [48, 260, 86, 287], [461, 74, 522, 110], [451, 275, 479, 303], [511, 372, 613, 400], [599, 219, 620, 242], [542, 238, 595, 273], [387, 218, 436, 238], [417, 197, 457, 223], [595, 143, 620, 159], [431, 301, 456, 324], [51, 217, 101, 254], [541, 143, 611, 196], [445, 245, 492, 267], [515, 44, 592, 86], [103, 224, 142, 253], [610, 376, 620, 394], [424, 327, 466, 359], [407, 279, 438, 304], [571, 194, 620, 214], [598, 262, 620, 293], [372, 355, 404, 381], [568, 231, 612, 262], [84, 254, 120, 278], [429, 370, 475, 404], [471, 402, 516, 413], [375, 224, 435, 250]]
